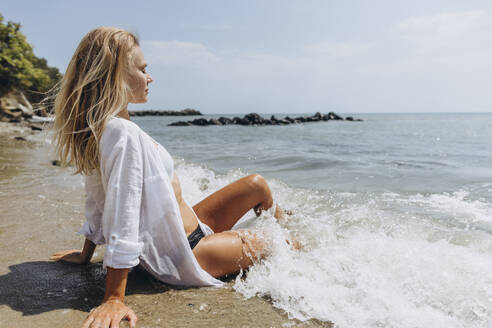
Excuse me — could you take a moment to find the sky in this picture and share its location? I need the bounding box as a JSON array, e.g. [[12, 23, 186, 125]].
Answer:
[[3, 0, 492, 113]]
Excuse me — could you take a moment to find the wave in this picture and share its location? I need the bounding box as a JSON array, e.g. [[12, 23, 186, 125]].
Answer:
[[175, 157, 492, 328]]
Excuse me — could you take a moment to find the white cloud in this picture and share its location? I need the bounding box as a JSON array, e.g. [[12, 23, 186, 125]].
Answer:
[[142, 40, 220, 66], [137, 11, 492, 113], [394, 10, 492, 56], [302, 41, 373, 58], [396, 10, 487, 37]]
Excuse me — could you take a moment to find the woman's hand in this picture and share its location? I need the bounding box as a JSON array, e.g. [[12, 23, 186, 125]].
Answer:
[[50, 239, 96, 264], [50, 249, 88, 264], [83, 267, 133, 327], [82, 299, 137, 328]]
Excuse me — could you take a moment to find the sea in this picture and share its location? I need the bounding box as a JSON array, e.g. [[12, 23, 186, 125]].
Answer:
[[133, 112, 492, 328]]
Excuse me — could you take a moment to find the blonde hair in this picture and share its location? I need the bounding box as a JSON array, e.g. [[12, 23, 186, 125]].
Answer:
[[53, 27, 139, 175]]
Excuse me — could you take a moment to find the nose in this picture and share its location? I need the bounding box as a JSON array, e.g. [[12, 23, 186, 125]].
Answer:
[[147, 73, 153, 84]]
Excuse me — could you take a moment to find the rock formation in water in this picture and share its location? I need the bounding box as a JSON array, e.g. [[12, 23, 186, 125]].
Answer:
[[168, 112, 362, 127], [129, 108, 202, 116]]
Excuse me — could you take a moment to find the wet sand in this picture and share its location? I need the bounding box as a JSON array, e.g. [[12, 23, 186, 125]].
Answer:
[[0, 126, 330, 328]]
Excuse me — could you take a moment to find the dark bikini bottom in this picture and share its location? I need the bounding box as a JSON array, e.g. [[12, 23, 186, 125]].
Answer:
[[187, 224, 205, 250]]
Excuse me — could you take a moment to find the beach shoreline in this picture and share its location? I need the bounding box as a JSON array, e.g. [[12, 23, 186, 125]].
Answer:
[[0, 126, 328, 328]]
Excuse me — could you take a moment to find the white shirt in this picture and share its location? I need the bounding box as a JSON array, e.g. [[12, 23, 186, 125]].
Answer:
[[79, 116, 223, 287]]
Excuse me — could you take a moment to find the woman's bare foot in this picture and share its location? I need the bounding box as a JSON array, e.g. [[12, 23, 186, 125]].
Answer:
[[274, 204, 293, 222], [285, 238, 303, 250], [274, 205, 284, 221]]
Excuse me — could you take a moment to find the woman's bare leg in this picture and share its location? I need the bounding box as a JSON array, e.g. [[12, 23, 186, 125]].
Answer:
[[192, 174, 294, 277], [193, 174, 275, 233], [192, 230, 268, 278]]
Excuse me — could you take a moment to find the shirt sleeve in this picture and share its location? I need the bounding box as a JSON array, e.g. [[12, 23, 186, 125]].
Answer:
[[78, 176, 105, 245], [100, 129, 144, 269]]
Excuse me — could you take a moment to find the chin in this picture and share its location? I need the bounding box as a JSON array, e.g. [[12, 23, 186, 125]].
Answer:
[[133, 97, 148, 104], [129, 93, 148, 104]]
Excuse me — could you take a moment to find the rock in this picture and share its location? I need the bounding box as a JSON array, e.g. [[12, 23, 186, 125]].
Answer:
[[181, 108, 202, 116], [129, 108, 202, 116], [30, 124, 43, 131], [0, 91, 34, 122], [34, 106, 49, 117], [4, 109, 23, 119], [208, 119, 222, 125], [328, 112, 343, 120], [168, 121, 192, 126], [243, 113, 265, 125], [237, 118, 252, 125], [190, 118, 210, 126], [306, 112, 321, 122], [166, 112, 361, 127], [18, 104, 33, 117], [218, 117, 232, 125], [344, 116, 363, 122]]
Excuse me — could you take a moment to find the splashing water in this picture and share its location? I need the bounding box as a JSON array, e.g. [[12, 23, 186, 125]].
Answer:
[[176, 159, 492, 328]]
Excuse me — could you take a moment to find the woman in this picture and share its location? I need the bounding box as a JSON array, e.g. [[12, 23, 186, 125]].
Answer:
[[50, 27, 287, 328]]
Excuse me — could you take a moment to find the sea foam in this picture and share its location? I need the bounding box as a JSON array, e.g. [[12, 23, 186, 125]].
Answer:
[[176, 158, 492, 328]]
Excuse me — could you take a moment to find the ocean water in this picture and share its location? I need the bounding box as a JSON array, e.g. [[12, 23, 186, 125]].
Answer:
[[134, 113, 492, 328]]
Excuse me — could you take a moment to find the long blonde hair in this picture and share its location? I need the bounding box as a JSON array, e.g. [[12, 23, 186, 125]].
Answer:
[[53, 27, 139, 175]]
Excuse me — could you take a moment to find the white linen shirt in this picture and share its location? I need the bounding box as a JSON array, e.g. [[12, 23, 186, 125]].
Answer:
[[79, 116, 223, 287]]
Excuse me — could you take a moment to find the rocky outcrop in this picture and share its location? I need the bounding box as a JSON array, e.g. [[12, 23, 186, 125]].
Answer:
[[168, 112, 362, 127], [0, 91, 54, 134], [129, 108, 202, 116], [0, 91, 35, 123]]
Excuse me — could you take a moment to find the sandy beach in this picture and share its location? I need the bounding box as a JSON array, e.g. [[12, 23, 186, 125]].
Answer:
[[0, 123, 329, 328]]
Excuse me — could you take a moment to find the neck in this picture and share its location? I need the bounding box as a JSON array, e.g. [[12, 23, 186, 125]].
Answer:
[[117, 107, 131, 120]]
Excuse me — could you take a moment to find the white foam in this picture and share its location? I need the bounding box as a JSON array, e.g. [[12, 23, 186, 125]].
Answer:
[[175, 158, 492, 328]]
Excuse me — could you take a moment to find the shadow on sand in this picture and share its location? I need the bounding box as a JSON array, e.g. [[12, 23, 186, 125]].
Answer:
[[0, 261, 178, 315], [0, 261, 238, 316]]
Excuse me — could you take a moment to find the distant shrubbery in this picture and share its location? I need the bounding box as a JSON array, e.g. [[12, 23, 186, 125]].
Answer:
[[0, 13, 62, 105]]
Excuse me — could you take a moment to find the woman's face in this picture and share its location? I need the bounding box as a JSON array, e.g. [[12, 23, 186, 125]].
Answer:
[[126, 46, 153, 104]]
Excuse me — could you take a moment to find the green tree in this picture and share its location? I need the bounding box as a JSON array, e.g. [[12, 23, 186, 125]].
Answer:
[[0, 13, 62, 105]]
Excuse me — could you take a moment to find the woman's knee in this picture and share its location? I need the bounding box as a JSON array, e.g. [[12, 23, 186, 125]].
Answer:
[[247, 174, 271, 195], [247, 174, 273, 208]]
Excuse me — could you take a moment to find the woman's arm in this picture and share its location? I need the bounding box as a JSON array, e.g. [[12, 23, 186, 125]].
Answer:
[[82, 267, 137, 328], [81, 238, 97, 263], [50, 238, 96, 264]]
